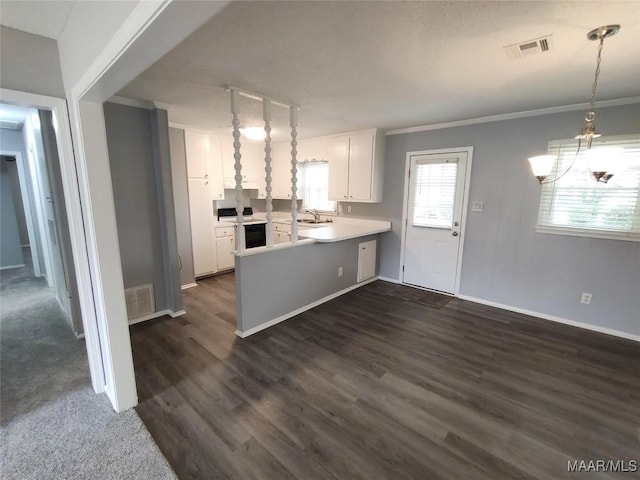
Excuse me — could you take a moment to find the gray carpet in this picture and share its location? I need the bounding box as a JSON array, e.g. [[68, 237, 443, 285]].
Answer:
[[1, 255, 177, 480]]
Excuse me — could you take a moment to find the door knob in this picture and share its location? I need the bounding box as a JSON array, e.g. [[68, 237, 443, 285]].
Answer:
[[452, 231, 459, 236]]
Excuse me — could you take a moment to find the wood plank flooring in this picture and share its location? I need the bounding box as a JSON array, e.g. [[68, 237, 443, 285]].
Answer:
[[131, 274, 640, 480]]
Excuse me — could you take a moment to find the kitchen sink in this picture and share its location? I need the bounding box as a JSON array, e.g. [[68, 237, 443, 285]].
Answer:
[[297, 219, 333, 224]]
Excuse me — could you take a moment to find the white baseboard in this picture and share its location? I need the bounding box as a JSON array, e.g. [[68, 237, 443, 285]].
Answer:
[[236, 277, 379, 338], [181, 283, 198, 290], [76, 332, 85, 339], [457, 294, 640, 343], [0, 264, 25, 271], [128, 309, 184, 326], [377, 275, 401, 284]]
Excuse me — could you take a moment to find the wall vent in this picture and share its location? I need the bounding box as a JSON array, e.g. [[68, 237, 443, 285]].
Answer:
[[124, 284, 155, 319], [504, 35, 554, 60]]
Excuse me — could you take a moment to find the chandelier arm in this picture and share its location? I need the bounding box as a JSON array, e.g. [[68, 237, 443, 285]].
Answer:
[[540, 140, 582, 184]]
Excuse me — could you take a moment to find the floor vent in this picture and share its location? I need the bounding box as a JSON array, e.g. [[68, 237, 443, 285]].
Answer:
[[504, 35, 554, 60], [125, 284, 155, 319]]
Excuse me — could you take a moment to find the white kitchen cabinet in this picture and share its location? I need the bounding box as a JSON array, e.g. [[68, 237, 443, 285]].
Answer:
[[357, 239, 377, 282], [215, 226, 236, 271], [185, 130, 224, 200], [328, 129, 384, 203], [188, 178, 217, 276], [273, 222, 291, 244], [220, 136, 265, 195], [271, 142, 297, 199]]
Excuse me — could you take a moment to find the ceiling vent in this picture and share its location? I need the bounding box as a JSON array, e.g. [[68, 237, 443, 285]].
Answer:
[[504, 35, 553, 60]]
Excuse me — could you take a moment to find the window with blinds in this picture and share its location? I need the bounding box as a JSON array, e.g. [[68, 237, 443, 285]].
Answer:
[[412, 160, 458, 228], [537, 135, 640, 241], [299, 162, 336, 213]]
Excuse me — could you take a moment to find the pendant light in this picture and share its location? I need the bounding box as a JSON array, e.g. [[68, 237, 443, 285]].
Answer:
[[529, 24, 620, 184]]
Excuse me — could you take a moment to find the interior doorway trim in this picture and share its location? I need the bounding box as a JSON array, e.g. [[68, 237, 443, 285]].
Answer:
[[1, 88, 106, 395], [399, 146, 473, 296]]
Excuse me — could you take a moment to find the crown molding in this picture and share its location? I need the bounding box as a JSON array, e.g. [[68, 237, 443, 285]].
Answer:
[[385, 97, 640, 136]]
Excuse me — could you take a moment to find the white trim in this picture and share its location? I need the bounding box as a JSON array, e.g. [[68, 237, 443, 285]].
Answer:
[[0, 88, 106, 395], [377, 275, 401, 284], [386, 97, 640, 136], [399, 146, 473, 295], [458, 294, 640, 343], [181, 282, 198, 290], [107, 96, 155, 110], [236, 277, 379, 338], [0, 150, 41, 277], [0, 264, 26, 271], [127, 309, 186, 326], [535, 226, 639, 243]]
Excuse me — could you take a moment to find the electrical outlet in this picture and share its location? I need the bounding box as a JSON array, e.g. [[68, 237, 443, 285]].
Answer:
[[347, 205, 352, 213], [338, 267, 343, 277], [581, 292, 592, 304]]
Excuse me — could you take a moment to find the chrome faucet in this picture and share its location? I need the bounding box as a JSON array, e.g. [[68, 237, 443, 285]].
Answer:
[[301, 208, 320, 223]]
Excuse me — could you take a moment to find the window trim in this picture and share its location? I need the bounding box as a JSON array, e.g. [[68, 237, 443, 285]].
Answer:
[[535, 134, 640, 242]]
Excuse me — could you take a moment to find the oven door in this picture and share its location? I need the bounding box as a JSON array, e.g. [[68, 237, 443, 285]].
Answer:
[[244, 223, 267, 249]]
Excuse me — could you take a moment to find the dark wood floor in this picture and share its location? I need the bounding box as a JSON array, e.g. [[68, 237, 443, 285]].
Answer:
[[131, 274, 640, 480]]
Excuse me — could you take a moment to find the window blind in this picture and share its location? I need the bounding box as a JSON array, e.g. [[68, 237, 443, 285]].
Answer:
[[300, 162, 336, 212], [412, 160, 457, 228], [537, 136, 640, 240]]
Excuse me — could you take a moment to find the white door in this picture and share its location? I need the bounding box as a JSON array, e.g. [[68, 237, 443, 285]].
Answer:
[[188, 178, 216, 275], [402, 151, 469, 294]]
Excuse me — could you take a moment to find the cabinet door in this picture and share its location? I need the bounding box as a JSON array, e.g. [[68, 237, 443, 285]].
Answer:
[[207, 135, 224, 200], [272, 142, 292, 199], [188, 178, 216, 275], [216, 236, 236, 270], [347, 132, 374, 201], [357, 239, 377, 282], [327, 136, 350, 201], [185, 130, 210, 178]]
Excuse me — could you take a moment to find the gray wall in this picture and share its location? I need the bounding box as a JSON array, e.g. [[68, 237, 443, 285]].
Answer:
[[0, 158, 24, 267], [0, 26, 65, 98], [344, 103, 640, 336], [236, 234, 379, 332], [168, 127, 196, 287], [104, 102, 177, 313]]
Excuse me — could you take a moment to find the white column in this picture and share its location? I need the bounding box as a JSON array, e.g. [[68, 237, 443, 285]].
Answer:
[[230, 89, 245, 252], [263, 99, 274, 247], [290, 106, 299, 242]]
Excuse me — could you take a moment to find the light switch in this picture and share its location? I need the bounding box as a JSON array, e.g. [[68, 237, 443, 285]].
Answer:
[[472, 201, 484, 212]]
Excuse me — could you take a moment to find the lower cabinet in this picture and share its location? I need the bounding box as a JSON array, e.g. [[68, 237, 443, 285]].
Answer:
[[357, 239, 376, 282], [215, 226, 236, 270], [273, 222, 291, 244]]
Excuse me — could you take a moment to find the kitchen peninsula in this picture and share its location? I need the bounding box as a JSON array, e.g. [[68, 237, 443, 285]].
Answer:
[[234, 215, 391, 337]]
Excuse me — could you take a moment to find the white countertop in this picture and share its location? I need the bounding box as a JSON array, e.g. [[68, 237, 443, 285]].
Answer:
[[298, 221, 390, 242]]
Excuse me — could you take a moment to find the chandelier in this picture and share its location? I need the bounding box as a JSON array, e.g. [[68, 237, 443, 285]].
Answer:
[[528, 25, 621, 184]]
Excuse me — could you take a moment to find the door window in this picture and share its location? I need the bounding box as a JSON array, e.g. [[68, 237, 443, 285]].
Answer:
[[412, 160, 458, 229]]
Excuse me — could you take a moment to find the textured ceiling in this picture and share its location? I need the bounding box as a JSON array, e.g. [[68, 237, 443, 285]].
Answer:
[[118, 1, 640, 141], [0, 0, 76, 39]]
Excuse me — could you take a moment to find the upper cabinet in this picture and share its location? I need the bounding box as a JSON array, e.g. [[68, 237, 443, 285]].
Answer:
[[184, 130, 224, 200], [219, 136, 266, 197], [329, 129, 384, 203]]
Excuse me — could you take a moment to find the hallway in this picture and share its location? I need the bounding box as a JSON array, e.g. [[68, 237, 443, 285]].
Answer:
[[0, 258, 175, 479]]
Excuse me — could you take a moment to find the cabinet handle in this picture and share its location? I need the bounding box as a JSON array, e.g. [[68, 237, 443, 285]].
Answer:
[[204, 174, 208, 178], [350, 195, 353, 198]]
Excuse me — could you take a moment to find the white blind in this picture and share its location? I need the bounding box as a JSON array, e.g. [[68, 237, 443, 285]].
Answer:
[[412, 160, 457, 228], [300, 162, 336, 212], [537, 135, 640, 240]]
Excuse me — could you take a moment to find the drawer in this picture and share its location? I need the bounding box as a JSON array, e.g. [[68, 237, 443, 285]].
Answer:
[[215, 226, 235, 238], [273, 223, 291, 233]]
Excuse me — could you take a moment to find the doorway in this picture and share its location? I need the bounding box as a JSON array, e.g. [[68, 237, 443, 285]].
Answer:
[[401, 147, 472, 295], [0, 103, 82, 336]]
